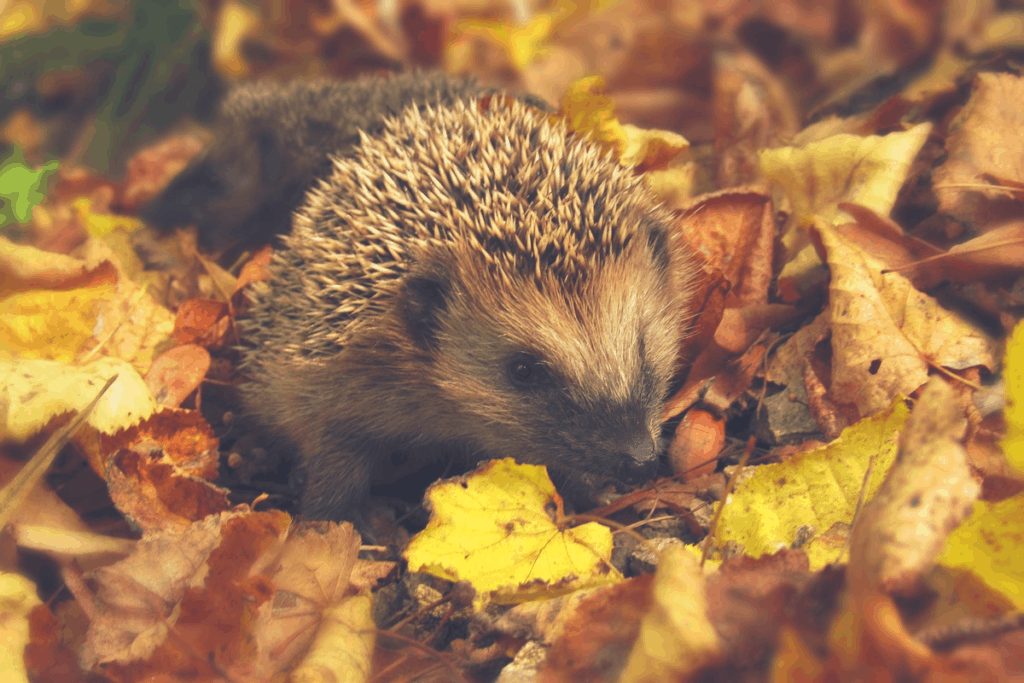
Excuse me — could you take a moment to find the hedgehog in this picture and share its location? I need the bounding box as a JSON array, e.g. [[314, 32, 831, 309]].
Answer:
[[141, 71, 522, 253], [228, 81, 698, 523]]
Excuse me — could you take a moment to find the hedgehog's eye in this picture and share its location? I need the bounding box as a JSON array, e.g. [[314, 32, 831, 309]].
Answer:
[[507, 354, 543, 388]]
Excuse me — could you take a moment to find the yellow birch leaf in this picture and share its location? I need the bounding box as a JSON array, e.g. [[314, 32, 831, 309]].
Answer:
[[714, 398, 910, 570], [404, 459, 621, 607], [560, 79, 690, 177], [1001, 320, 1024, 474], [762, 123, 932, 291], [938, 496, 1024, 609], [621, 124, 689, 171], [761, 122, 932, 230], [0, 572, 41, 683], [561, 75, 626, 156], [0, 357, 157, 441], [73, 197, 144, 238], [0, 283, 114, 362]]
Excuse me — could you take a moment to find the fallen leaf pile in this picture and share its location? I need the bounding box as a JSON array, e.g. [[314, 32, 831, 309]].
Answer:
[[2, 0, 1024, 681]]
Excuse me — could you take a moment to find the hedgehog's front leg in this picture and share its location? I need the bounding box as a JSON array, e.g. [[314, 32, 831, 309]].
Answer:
[[295, 427, 380, 529]]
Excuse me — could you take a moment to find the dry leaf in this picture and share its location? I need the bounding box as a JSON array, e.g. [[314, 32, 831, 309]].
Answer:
[[848, 377, 980, 597], [813, 220, 997, 419], [933, 72, 1024, 226], [618, 545, 722, 682]]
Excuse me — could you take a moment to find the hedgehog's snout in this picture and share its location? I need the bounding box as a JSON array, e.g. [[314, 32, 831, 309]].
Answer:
[[615, 435, 660, 485]]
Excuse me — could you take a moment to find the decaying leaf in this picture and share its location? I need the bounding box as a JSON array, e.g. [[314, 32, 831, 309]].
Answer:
[[933, 72, 1024, 226], [404, 459, 622, 606], [848, 377, 981, 598], [814, 220, 997, 419], [618, 545, 722, 682]]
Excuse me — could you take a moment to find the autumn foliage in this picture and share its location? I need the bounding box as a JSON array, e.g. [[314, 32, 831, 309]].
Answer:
[[1, 0, 1024, 681]]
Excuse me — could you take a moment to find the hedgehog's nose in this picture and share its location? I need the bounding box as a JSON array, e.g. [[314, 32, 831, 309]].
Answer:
[[617, 437, 660, 485]]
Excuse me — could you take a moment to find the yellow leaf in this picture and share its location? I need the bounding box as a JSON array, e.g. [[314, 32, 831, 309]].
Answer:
[[404, 459, 622, 607], [621, 124, 689, 171], [761, 122, 933, 230], [938, 496, 1024, 609], [764, 123, 932, 291], [0, 357, 157, 441], [714, 397, 910, 570], [0, 572, 41, 683], [0, 283, 113, 362], [213, 0, 260, 78], [73, 197, 144, 238], [560, 75, 626, 156], [0, 1, 42, 41], [560, 79, 690, 176], [1001, 320, 1024, 474]]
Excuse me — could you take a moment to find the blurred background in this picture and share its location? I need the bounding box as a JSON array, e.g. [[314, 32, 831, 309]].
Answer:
[[1, 0, 1022, 179]]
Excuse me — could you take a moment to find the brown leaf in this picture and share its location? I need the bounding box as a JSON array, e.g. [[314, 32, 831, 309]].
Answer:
[[836, 201, 942, 272], [712, 51, 800, 188], [812, 220, 997, 419], [933, 72, 1024, 227], [145, 344, 211, 408], [677, 188, 775, 307], [81, 509, 294, 677], [892, 220, 1024, 288], [121, 132, 210, 212], [539, 576, 654, 683], [172, 298, 231, 348], [848, 377, 980, 598]]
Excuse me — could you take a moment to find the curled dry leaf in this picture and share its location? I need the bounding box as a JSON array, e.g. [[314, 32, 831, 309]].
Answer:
[[933, 72, 1024, 227], [848, 377, 981, 598], [618, 546, 722, 682], [80, 509, 293, 676], [813, 220, 998, 420]]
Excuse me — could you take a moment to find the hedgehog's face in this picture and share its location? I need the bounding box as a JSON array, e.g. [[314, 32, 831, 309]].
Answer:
[[401, 217, 690, 504]]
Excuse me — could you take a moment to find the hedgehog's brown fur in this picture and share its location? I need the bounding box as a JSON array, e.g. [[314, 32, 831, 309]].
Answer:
[[240, 95, 696, 522]]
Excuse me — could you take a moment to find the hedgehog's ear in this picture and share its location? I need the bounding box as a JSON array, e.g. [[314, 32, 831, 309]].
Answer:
[[402, 270, 452, 351]]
